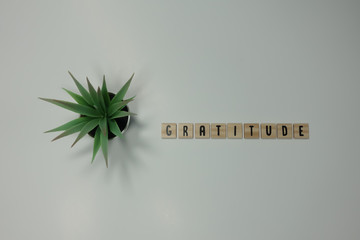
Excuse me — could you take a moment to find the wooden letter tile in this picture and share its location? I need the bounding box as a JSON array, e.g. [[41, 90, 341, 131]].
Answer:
[[261, 123, 277, 139], [161, 123, 177, 139], [195, 123, 210, 139], [244, 123, 259, 139], [211, 123, 226, 139], [277, 123, 292, 139], [293, 123, 309, 139], [178, 123, 194, 139], [227, 123, 242, 139]]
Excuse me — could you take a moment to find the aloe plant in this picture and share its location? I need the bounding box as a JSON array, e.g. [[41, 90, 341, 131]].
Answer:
[[39, 71, 136, 167]]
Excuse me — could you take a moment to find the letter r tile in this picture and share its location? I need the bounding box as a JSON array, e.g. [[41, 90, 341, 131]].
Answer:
[[178, 123, 193, 139]]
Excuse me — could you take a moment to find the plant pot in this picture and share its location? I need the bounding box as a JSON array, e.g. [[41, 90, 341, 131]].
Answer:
[[84, 92, 131, 139]]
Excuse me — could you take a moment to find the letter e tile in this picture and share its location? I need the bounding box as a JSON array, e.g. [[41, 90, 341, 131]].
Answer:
[[293, 123, 309, 139]]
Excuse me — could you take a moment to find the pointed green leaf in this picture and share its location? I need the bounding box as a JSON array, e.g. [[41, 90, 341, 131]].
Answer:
[[51, 121, 87, 141], [99, 117, 107, 136], [71, 118, 100, 147], [108, 97, 134, 117], [101, 75, 111, 107], [45, 117, 91, 133], [62, 88, 90, 106], [110, 110, 136, 119], [110, 73, 134, 105], [39, 98, 101, 117], [92, 128, 101, 163], [108, 119, 123, 138], [97, 87, 106, 114], [100, 129, 108, 167], [87, 77, 104, 114], [68, 71, 93, 105]]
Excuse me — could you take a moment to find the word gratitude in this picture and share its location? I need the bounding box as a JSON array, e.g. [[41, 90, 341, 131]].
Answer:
[[161, 123, 309, 139]]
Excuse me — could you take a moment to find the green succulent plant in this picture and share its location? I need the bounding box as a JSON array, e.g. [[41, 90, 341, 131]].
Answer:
[[39, 71, 136, 167]]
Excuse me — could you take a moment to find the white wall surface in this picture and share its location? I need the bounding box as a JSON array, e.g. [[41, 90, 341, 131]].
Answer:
[[1, 0, 360, 239]]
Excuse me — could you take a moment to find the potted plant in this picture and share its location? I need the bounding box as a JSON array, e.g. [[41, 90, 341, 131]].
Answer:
[[39, 71, 136, 167]]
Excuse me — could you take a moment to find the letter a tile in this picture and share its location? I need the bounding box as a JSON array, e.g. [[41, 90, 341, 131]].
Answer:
[[195, 123, 210, 139]]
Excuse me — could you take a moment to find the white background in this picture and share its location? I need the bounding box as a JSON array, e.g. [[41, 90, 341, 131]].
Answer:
[[1, 0, 360, 239]]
